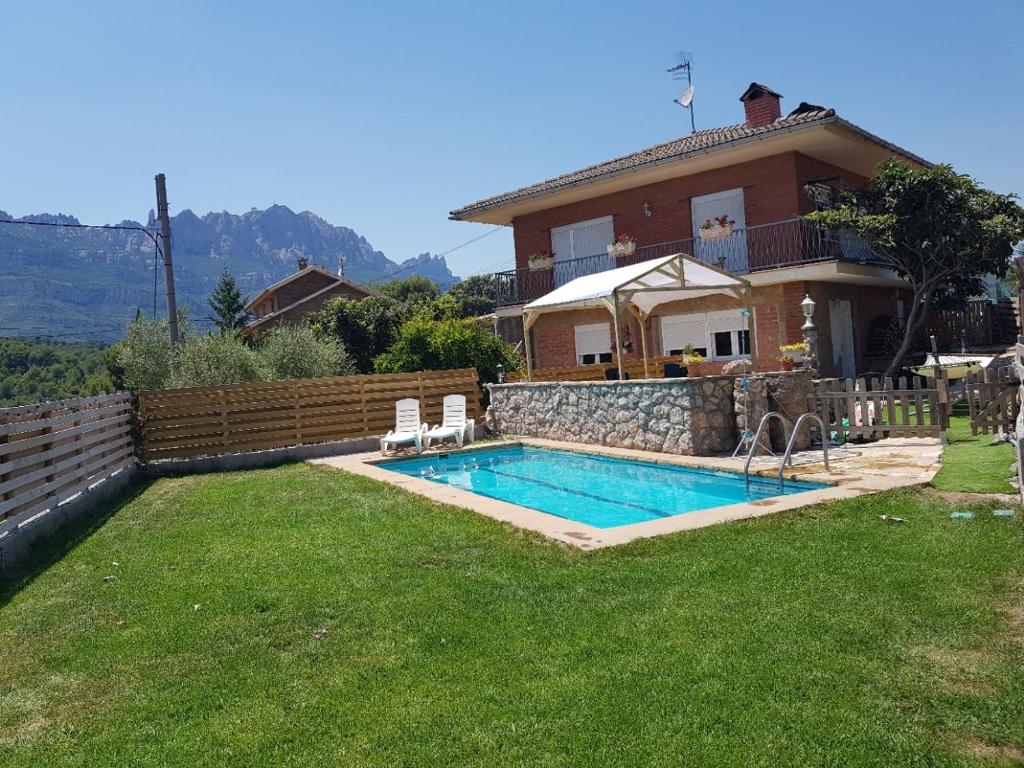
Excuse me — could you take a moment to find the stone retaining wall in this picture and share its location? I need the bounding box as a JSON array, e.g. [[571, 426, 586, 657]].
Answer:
[[486, 377, 736, 456], [486, 371, 814, 457]]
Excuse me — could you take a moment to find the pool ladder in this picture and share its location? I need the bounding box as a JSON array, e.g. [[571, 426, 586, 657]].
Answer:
[[744, 412, 829, 491]]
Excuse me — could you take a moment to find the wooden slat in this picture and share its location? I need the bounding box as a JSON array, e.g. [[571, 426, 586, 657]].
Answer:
[[139, 369, 482, 461], [1, 392, 135, 524]]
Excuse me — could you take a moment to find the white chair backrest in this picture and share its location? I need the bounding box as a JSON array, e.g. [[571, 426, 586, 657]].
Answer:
[[441, 394, 467, 428], [394, 398, 421, 433]]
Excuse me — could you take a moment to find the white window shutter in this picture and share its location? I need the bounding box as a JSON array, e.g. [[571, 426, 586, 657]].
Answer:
[[574, 323, 611, 358], [660, 315, 708, 355]]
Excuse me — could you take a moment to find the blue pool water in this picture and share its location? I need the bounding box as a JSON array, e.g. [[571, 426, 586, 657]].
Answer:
[[382, 445, 826, 529]]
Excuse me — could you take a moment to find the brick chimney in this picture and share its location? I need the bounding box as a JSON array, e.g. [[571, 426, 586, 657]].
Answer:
[[297, 256, 309, 272], [740, 83, 782, 128]]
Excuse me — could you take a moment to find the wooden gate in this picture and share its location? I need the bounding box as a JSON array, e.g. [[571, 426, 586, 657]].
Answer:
[[965, 368, 1020, 436], [809, 376, 947, 440]]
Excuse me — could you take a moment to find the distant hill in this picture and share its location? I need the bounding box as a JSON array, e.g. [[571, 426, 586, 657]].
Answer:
[[0, 205, 458, 341]]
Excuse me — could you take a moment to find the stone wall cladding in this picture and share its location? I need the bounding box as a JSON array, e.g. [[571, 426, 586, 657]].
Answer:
[[486, 377, 736, 456], [732, 370, 813, 451]]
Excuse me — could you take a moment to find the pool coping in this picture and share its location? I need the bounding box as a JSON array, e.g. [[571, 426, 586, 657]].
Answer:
[[311, 438, 938, 550]]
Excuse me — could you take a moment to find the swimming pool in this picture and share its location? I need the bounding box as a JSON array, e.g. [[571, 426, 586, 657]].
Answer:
[[381, 445, 826, 529]]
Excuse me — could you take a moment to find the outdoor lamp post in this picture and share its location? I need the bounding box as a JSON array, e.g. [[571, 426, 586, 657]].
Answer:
[[800, 294, 818, 377]]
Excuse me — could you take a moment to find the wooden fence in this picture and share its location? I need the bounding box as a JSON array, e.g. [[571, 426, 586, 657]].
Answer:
[[139, 369, 482, 461], [809, 376, 946, 440], [965, 367, 1020, 435], [1, 393, 134, 537], [924, 298, 1018, 349]]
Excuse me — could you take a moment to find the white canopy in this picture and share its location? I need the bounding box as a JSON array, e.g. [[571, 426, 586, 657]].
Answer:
[[520, 253, 753, 380], [522, 253, 750, 321]]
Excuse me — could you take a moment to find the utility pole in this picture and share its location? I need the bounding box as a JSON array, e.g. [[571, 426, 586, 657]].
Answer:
[[154, 173, 179, 345]]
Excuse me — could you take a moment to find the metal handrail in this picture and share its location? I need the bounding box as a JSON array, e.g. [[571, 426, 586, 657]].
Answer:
[[494, 218, 884, 306], [778, 413, 830, 489], [743, 411, 791, 491]]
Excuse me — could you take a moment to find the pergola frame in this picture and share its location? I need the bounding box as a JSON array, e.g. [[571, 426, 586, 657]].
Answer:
[[521, 253, 755, 381]]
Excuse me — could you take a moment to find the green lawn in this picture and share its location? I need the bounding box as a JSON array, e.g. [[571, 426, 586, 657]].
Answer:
[[933, 411, 1017, 494], [2, 464, 1023, 767]]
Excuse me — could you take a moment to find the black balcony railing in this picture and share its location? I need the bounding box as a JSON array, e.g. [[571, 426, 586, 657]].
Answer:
[[494, 218, 885, 306]]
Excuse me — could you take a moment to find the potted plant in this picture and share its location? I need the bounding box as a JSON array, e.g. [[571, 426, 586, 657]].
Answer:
[[779, 342, 807, 364], [607, 234, 637, 256], [528, 251, 554, 271], [779, 354, 795, 371], [698, 215, 736, 241], [677, 345, 706, 376]]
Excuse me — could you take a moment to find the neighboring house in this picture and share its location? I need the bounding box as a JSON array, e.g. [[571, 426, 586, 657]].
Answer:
[[241, 257, 381, 336], [450, 82, 930, 378]]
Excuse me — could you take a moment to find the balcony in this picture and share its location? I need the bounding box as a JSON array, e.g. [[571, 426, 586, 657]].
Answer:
[[494, 218, 885, 307]]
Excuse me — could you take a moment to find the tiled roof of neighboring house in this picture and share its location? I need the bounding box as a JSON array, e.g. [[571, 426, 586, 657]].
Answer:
[[242, 265, 384, 336], [449, 109, 928, 221], [244, 265, 381, 313]]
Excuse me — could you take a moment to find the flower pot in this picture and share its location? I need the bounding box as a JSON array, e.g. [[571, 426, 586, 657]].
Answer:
[[780, 359, 795, 371], [529, 257, 553, 271], [779, 349, 804, 363], [699, 223, 732, 241], [607, 242, 637, 256]]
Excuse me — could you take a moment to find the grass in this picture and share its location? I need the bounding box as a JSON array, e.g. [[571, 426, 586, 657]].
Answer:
[[933, 410, 1016, 494], [1, 464, 1023, 767]]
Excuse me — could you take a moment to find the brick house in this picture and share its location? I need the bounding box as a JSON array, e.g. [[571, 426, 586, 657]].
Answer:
[[450, 83, 929, 378], [241, 258, 381, 337]]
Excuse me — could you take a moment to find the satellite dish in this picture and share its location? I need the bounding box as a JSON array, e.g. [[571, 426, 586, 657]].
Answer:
[[677, 84, 695, 108]]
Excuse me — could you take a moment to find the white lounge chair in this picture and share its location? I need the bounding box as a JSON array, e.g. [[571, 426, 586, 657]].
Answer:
[[380, 398, 428, 455], [425, 394, 475, 449]]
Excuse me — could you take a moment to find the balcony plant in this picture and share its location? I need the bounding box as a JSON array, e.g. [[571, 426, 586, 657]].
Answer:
[[779, 342, 807, 364], [699, 215, 736, 241], [676, 345, 706, 376], [527, 251, 554, 271], [607, 234, 637, 256]]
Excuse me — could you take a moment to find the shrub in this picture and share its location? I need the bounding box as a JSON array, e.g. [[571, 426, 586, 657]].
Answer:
[[168, 333, 264, 389], [374, 316, 520, 384], [116, 312, 193, 392], [310, 296, 411, 373], [258, 324, 355, 380]]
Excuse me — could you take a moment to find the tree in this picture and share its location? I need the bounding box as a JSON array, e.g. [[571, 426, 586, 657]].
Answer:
[[257, 324, 355, 380], [374, 316, 520, 384], [115, 311, 194, 392], [378, 275, 440, 306], [806, 160, 1024, 375], [168, 333, 264, 389], [208, 270, 249, 334], [310, 295, 411, 373], [445, 274, 500, 318]]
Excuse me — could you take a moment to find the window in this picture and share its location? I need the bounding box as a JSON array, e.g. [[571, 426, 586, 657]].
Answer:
[[662, 310, 751, 361], [550, 217, 615, 287], [661, 315, 709, 357], [574, 323, 612, 366]]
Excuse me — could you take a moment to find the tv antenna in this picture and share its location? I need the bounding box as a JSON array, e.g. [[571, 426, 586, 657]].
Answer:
[[667, 51, 696, 133]]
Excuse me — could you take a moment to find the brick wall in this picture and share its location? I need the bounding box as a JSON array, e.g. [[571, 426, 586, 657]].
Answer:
[[523, 279, 913, 377], [512, 153, 807, 268]]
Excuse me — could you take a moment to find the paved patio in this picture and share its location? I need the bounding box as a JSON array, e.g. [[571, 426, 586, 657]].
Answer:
[[312, 437, 943, 550]]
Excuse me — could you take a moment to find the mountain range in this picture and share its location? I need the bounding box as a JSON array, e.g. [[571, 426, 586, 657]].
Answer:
[[0, 205, 458, 341]]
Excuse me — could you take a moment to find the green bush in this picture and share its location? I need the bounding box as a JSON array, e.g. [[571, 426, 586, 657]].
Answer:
[[258, 324, 355, 380], [115, 312, 193, 393], [310, 296, 411, 373], [168, 333, 264, 389], [374, 316, 520, 384]]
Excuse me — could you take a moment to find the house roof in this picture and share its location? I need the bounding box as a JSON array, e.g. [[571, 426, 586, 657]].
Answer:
[[244, 265, 378, 312], [242, 277, 384, 336], [450, 109, 929, 224]]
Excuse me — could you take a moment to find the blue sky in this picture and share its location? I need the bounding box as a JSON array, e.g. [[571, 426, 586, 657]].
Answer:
[[2, 0, 1022, 279]]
